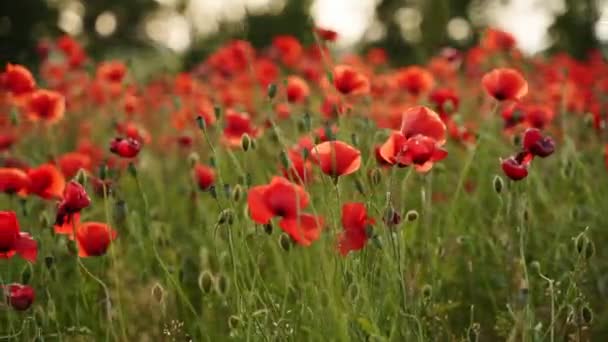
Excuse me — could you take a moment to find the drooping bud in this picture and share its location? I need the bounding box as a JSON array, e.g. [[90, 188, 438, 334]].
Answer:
[[267, 83, 277, 99], [493, 175, 504, 194], [218, 209, 234, 226], [405, 210, 419, 222], [241, 133, 251, 152], [196, 115, 206, 131], [279, 233, 292, 251], [198, 270, 214, 294]]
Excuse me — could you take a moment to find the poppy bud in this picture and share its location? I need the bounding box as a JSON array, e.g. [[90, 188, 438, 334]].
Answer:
[[279, 151, 291, 170], [74, 168, 87, 185], [98, 164, 108, 180], [302, 112, 312, 132], [347, 283, 359, 301], [326, 70, 334, 84], [530, 260, 541, 273], [127, 162, 137, 178], [21, 266, 32, 284], [151, 282, 165, 303], [44, 256, 54, 269], [241, 133, 251, 152], [198, 270, 214, 294], [575, 233, 595, 259], [279, 233, 292, 251], [196, 115, 206, 131], [406, 210, 419, 222], [383, 207, 401, 227], [350, 133, 359, 146], [369, 168, 382, 186], [113, 200, 127, 225], [267, 83, 277, 99], [493, 175, 504, 194], [218, 209, 234, 225], [581, 305, 594, 324], [188, 152, 200, 168], [231, 184, 243, 202], [67, 239, 78, 255], [354, 178, 366, 195], [214, 274, 229, 295], [214, 106, 222, 119], [264, 223, 273, 235], [4, 284, 35, 311], [228, 315, 242, 330], [421, 284, 432, 299]]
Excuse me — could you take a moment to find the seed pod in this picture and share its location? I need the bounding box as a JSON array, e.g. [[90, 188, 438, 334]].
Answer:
[[279, 233, 292, 251], [198, 270, 214, 294], [493, 175, 504, 194], [267, 83, 277, 99], [241, 133, 251, 152], [406, 210, 419, 222]]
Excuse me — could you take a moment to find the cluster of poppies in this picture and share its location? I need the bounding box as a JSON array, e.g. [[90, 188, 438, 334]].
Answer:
[[2, 25, 604, 314]]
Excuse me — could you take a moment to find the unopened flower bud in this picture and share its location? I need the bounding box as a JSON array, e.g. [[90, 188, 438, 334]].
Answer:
[[218, 209, 234, 225], [406, 210, 419, 222], [196, 115, 206, 131], [493, 175, 504, 194], [198, 270, 214, 294], [214, 274, 229, 295], [279, 233, 292, 251], [267, 83, 277, 99], [369, 168, 382, 187], [241, 133, 251, 152]]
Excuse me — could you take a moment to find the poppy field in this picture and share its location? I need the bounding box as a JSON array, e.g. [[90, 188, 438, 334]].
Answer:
[[1, 28, 608, 341]]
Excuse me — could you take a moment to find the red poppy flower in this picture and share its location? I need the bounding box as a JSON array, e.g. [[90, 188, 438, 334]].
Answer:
[[482, 28, 517, 52], [96, 61, 127, 84], [3, 283, 35, 311], [523, 104, 554, 129], [55, 181, 91, 226], [378, 106, 447, 172], [501, 152, 533, 181], [272, 35, 303, 67], [333, 65, 370, 96], [338, 203, 374, 256], [27, 164, 65, 199], [395, 66, 435, 96], [109, 137, 141, 158], [222, 110, 260, 147], [25, 89, 65, 124], [522, 128, 555, 158], [0, 168, 30, 194], [1, 64, 36, 97], [311, 141, 361, 177], [0, 211, 37, 262], [193, 164, 215, 191], [247, 177, 323, 246], [482, 68, 528, 101], [286, 76, 310, 104], [429, 88, 459, 115], [315, 27, 338, 42], [0, 133, 16, 151], [76, 222, 117, 257], [366, 48, 388, 66], [58, 152, 92, 179], [54, 212, 80, 236]]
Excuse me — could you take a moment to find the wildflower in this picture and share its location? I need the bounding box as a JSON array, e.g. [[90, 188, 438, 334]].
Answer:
[[221, 110, 261, 147], [522, 128, 555, 158], [193, 164, 215, 191], [0, 168, 30, 194], [76, 222, 117, 257], [333, 65, 370, 96], [109, 137, 141, 158], [3, 283, 35, 311], [338, 203, 374, 256], [311, 141, 362, 177], [395, 66, 435, 96], [55, 181, 91, 226], [0, 211, 37, 262], [501, 152, 533, 181], [25, 89, 65, 124], [27, 164, 65, 199], [482, 68, 528, 101]]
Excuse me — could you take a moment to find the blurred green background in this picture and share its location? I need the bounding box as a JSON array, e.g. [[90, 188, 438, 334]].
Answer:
[[0, 0, 604, 69]]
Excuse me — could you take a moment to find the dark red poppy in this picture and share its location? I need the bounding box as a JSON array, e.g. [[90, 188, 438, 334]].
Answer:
[[96, 61, 127, 84], [1, 64, 36, 98], [482, 68, 528, 101], [0, 168, 30, 194], [109, 137, 141, 158], [25, 89, 65, 124], [429, 88, 459, 115], [272, 35, 303, 67], [3, 283, 35, 311], [58, 152, 92, 179], [55, 181, 91, 226], [0, 133, 16, 151], [395, 66, 435, 96], [0, 211, 37, 262], [27, 164, 65, 199], [311, 141, 361, 177], [247, 177, 323, 246], [522, 128, 555, 158], [222, 110, 261, 147], [286, 76, 310, 104], [338, 203, 374, 256], [315, 27, 338, 42], [501, 152, 533, 181], [333, 65, 370, 96], [76, 222, 117, 257], [378, 106, 447, 173], [193, 164, 215, 191], [482, 28, 517, 52]]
